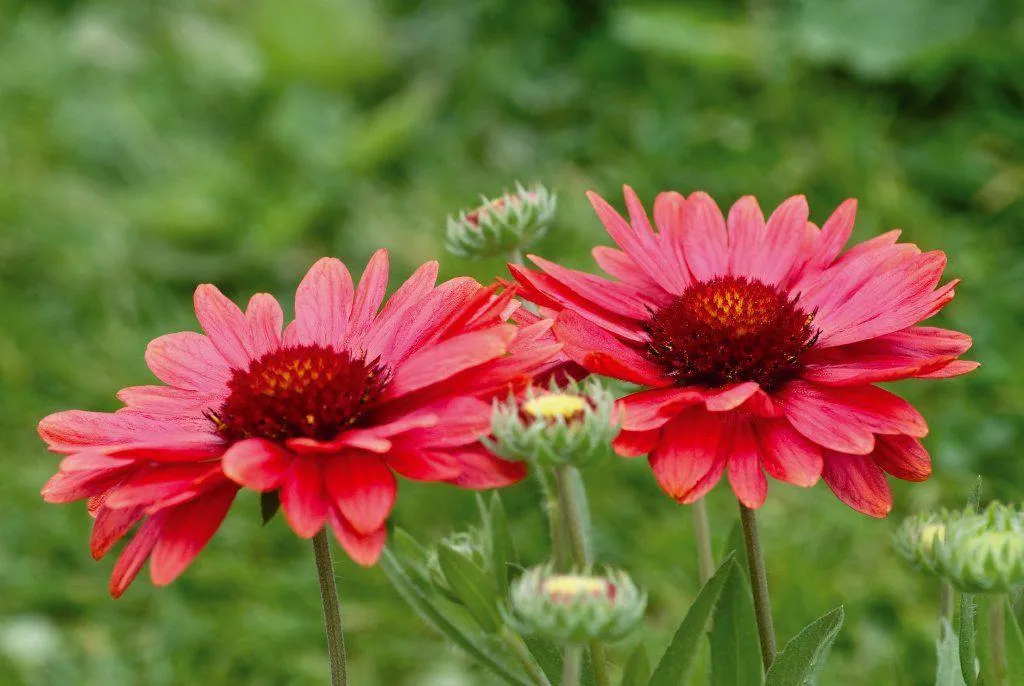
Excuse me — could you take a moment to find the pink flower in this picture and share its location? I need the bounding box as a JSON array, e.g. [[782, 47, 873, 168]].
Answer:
[[40, 252, 561, 596], [511, 188, 976, 517]]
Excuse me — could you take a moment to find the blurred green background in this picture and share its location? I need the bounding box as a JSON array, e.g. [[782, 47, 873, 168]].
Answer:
[[1, 0, 1022, 683]]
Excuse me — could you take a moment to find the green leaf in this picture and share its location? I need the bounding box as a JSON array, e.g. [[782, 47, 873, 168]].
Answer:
[[937, 618, 969, 686], [968, 477, 983, 513], [437, 543, 502, 633], [719, 518, 750, 579], [710, 563, 763, 685], [649, 553, 736, 686], [522, 635, 563, 684], [765, 607, 844, 686], [620, 644, 650, 686], [490, 492, 517, 598], [959, 593, 977, 686], [379, 548, 529, 686], [975, 595, 995, 685], [260, 491, 280, 525], [1004, 599, 1024, 684]]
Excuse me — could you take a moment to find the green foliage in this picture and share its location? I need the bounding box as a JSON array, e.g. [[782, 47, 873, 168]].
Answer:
[[937, 619, 969, 686], [2, 0, 1021, 684], [709, 564, 763, 685], [649, 554, 736, 686], [765, 607, 844, 686]]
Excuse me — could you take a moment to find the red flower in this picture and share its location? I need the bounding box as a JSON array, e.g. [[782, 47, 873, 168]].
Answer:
[[40, 253, 560, 596], [511, 188, 976, 517]]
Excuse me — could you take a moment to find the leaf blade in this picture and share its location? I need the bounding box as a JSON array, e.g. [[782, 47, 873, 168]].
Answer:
[[765, 606, 844, 686]]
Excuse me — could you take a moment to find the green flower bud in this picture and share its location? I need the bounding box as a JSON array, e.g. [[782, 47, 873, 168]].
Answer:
[[893, 509, 957, 576], [485, 380, 620, 469], [935, 502, 1024, 594], [445, 182, 556, 259], [506, 566, 646, 644]]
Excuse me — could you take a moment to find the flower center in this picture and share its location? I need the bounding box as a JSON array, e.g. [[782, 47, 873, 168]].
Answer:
[[209, 345, 386, 442], [542, 575, 617, 604], [645, 275, 817, 390], [522, 394, 589, 423]]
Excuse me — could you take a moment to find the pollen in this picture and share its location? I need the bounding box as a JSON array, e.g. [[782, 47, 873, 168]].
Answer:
[[210, 344, 386, 442], [522, 394, 589, 423], [645, 275, 818, 390]]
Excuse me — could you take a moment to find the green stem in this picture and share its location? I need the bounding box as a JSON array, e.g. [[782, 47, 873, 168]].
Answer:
[[535, 468, 570, 571], [692, 498, 715, 584], [562, 644, 583, 686], [499, 626, 552, 686], [940, 580, 955, 626], [553, 466, 611, 686], [554, 467, 588, 566], [739, 503, 777, 670], [312, 530, 347, 686], [992, 598, 1008, 685]]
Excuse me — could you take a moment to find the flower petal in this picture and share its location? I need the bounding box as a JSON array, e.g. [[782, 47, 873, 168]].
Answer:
[[612, 428, 660, 458], [755, 195, 808, 286], [323, 453, 397, 535], [444, 445, 528, 489], [194, 284, 256, 369], [821, 451, 892, 518], [328, 508, 387, 567], [91, 505, 144, 560], [246, 293, 284, 358], [648, 408, 725, 503], [149, 484, 237, 586], [725, 419, 767, 509], [110, 511, 167, 598], [145, 332, 233, 395], [292, 257, 355, 349], [348, 249, 389, 344], [680, 191, 729, 281], [726, 195, 766, 277], [279, 457, 329, 538], [618, 387, 705, 431], [753, 418, 823, 487], [553, 310, 671, 387], [222, 438, 291, 491], [872, 434, 931, 482]]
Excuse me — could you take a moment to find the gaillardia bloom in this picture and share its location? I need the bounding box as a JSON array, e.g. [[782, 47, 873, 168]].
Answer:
[[40, 252, 560, 596], [511, 188, 976, 516]]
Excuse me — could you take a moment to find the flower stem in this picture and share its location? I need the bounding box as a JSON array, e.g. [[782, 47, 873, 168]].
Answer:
[[940, 580, 954, 625], [312, 530, 347, 686], [739, 502, 776, 670], [553, 466, 611, 686], [991, 597, 1008, 685], [562, 644, 583, 686], [499, 626, 553, 686], [535, 468, 570, 571], [692, 498, 715, 583]]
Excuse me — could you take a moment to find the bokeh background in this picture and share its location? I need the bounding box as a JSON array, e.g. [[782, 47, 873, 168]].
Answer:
[[1, 0, 1022, 683]]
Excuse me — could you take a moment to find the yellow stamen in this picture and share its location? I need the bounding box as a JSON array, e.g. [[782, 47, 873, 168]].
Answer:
[[523, 393, 588, 422]]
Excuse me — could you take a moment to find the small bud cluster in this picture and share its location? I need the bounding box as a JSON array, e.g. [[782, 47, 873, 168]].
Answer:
[[445, 182, 556, 259], [486, 379, 620, 469], [506, 566, 645, 644], [895, 502, 1024, 594]]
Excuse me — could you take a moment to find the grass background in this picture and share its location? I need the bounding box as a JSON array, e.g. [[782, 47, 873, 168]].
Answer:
[[1, 0, 1022, 683]]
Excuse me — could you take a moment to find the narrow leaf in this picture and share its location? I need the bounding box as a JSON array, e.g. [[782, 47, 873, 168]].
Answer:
[[379, 549, 529, 686], [620, 644, 650, 686], [649, 553, 736, 686], [968, 476, 983, 513], [719, 518, 749, 579], [711, 562, 763, 685], [438, 543, 502, 632], [959, 593, 977, 686], [523, 635, 563, 684], [937, 618, 969, 686], [975, 595, 995, 685], [1004, 599, 1024, 684], [490, 492, 517, 597], [765, 606, 844, 686]]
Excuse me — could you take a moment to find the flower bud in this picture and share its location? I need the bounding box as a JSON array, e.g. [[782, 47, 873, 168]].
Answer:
[[426, 529, 489, 596], [935, 502, 1024, 594], [506, 566, 645, 644], [486, 380, 620, 469], [445, 182, 556, 259], [893, 509, 956, 576]]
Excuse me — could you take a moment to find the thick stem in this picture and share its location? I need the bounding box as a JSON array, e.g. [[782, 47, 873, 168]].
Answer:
[[554, 467, 588, 566], [562, 644, 583, 686], [553, 466, 610, 686], [499, 626, 552, 686], [692, 498, 715, 584], [510, 247, 524, 266], [535, 468, 570, 571], [991, 598, 1008, 685], [739, 503, 777, 670], [312, 530, 347, 686], [940, 580, 955, 626]]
